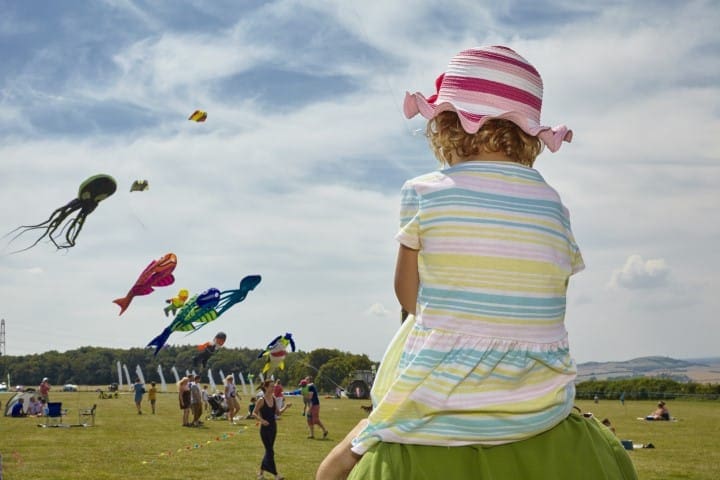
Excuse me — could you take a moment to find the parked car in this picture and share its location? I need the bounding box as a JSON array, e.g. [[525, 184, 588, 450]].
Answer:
[[0, 382, 7, 392], [63, 384, 78, 392]]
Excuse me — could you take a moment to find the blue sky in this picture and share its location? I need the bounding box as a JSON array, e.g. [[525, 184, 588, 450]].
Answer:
[[1, 0, 718, 363]]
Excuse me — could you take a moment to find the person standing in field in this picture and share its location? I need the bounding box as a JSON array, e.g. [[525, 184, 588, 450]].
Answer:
[[201, 384, 210, 412], [190, 375, 204, 426], [224, 375, 241, 425], [38, 377, 51, 402], [273, 380, 285, 411], [306, 377, 328, 439], [148, 382, 158, 414], [300, 378, 311, 417], [254, 380, 290, 480], [133, 378, 145, 415], [178, 376, 191, 426]]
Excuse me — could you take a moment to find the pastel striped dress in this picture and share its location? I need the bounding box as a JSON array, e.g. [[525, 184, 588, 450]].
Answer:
[[351, 161, 584, 454]]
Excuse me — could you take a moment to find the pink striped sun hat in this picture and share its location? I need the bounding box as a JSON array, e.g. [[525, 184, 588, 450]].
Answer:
[[404, 46, 572, 152]]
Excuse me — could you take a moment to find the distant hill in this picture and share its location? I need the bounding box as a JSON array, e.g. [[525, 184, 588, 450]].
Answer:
[[577, 356, 720, 383]]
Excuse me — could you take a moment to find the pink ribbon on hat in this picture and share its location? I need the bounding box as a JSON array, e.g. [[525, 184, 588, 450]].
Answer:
[[426, 73, 445, 104]]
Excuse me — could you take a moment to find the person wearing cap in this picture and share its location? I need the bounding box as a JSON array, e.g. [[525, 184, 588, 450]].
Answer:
[[38, 377, 51, 402], [317, 46, 636, 480], [305, 377, 328, 439]]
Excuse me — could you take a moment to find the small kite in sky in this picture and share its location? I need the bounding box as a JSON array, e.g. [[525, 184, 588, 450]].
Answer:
[[164, 288, 189, 317], [188, 110, 207, 122], [258, 332, 296, 373], [193, 331, 227, 369], [4, 174, 117, 253], [113, 253, 177, 315], [130, 180, 149, 192], [147, 275, 261, 355]]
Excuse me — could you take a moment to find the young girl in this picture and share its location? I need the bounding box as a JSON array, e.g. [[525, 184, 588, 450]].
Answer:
[[224, 374, 240, 424], [318, 46, 636, 480]]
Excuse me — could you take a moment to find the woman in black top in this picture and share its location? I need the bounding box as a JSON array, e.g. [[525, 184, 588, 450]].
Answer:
[[254, 380, 291, 480]]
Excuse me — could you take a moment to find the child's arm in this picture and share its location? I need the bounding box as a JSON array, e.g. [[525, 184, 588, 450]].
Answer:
[[315, 419, 368, 480], [394, 244, 419, 315]]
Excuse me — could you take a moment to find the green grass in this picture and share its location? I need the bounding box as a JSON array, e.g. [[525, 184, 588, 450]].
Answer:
[[0, 390, 718, 479]]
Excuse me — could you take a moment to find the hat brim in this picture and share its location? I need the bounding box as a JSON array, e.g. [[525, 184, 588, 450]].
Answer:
[[404, 91, 572, 153]]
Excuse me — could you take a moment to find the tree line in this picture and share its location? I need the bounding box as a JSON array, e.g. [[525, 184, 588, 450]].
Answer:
[[576, 377, 720, 401], [0, 345, 375, 394], [5, 347, 718, 399]]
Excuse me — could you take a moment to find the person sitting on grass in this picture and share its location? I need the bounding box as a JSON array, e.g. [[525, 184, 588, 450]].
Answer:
[[27, 396, 43, 416], [248, 395, 257, 419], [646, 401, 670, 421], [11, 398, 27, 417]]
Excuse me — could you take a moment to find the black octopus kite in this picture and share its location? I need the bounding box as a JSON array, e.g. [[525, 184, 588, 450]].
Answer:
[[5, 174, 117, 253]]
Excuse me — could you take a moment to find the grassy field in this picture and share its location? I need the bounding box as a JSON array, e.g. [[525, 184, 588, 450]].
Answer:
[[0, 389, 718, 479]]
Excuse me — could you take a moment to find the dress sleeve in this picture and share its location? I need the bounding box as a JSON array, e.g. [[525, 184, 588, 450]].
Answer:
[[395, 181, 421, 250], [562, 206, 585, 274]]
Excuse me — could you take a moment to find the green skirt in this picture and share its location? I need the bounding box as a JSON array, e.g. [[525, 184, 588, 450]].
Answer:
[[348, 413, 637, 480]]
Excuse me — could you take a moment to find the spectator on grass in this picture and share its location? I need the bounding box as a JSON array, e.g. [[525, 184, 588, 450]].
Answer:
[[133, 378, 145, 414], [306, 377, 328, 439], [38, 377, 51, 402], [254, 380, 291, 480], [300, 378, 311, 416], [274, 380, 285, 411], [201, 385, 210, 412], [601, 418, 616, 435], [11, 398, 27, 417], [646, 401, 670, 421], [248, 396, 257, 419], [178, 376, 191, 426], [27, 396, 43, 416], [148, 382, 158, 414], [224, 375, 241, 425], [190, 375, 204, 427]]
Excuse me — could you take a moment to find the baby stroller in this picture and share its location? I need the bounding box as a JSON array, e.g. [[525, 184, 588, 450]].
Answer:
[[207, 393, 227, 420]]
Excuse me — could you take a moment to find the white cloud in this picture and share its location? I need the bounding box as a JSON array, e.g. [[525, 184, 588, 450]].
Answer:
[[366, 303, 390, 317], [608, 254, 671, 290]]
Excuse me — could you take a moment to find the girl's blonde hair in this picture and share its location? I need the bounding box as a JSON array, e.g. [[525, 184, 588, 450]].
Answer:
[[427, 112, 542, 167]]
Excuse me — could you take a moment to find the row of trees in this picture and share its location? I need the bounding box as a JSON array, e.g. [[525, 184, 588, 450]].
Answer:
[[576, 377, 720, 400], [0, 345, 376, 394], [5, 347, 718, 399]]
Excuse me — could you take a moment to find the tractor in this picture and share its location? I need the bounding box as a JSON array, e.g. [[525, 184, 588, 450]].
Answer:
[[345, 369, 376, 399]]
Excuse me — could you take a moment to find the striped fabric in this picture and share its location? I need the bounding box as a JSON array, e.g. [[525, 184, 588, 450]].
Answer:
[[403, 46, 572, 152], [351, 161, 583, 455]]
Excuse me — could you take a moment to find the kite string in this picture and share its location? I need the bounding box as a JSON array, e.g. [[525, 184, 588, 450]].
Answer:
[[345, 4, 422, 138]]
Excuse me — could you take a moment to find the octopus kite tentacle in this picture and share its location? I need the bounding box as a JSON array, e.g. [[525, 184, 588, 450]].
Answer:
[[4, 199, 83, 253]]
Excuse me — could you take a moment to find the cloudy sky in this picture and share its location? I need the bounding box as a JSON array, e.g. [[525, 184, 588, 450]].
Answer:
[[1, 0, 718, 364]]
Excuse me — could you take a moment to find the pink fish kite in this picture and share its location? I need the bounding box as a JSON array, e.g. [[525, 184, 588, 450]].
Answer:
[[113, 253, 177, 315]]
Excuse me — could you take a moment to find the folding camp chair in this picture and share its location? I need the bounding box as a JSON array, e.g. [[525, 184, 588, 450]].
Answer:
[[45, 402, 64, 427], [79, 404, 96, 426]]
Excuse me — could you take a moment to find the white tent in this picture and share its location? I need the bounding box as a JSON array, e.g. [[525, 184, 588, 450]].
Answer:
[[3, 391, 35, 416]]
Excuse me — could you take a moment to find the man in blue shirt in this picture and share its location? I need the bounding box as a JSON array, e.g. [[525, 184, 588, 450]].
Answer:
[[11, 398, 27, 417]]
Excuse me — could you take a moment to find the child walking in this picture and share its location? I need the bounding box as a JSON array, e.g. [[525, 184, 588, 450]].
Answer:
[[318, 46, 636, 480]]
